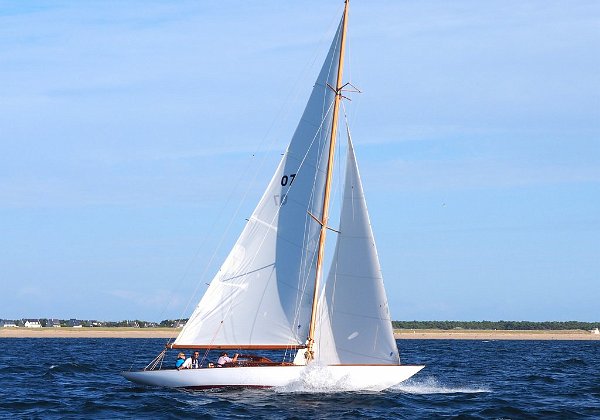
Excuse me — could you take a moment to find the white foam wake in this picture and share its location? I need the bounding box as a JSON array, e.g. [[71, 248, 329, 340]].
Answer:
[[275, 363, 358, 393], [392, 376, 491, 394]]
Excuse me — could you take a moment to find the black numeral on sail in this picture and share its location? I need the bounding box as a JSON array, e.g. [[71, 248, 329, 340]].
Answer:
[[280, 174, 296, 186], [276, 174, 295, 206]]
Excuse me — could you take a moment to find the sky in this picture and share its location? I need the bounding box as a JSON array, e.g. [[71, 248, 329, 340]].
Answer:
[[1, 1, 598, 322]]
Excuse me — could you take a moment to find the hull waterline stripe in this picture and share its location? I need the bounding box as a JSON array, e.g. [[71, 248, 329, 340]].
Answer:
[[182, 385, 272, 391]]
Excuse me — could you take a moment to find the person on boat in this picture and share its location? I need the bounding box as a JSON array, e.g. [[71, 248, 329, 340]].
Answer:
[[188, 351, 201, 369], [178, 351, 201, 370], [175, 352, 186, 369], [216, 352, 238, 367]]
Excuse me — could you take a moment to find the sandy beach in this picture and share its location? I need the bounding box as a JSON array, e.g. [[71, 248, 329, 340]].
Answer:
[[394, 329, 600, 340], [1, 327, 599, 340], [0, 327, 181, 339]]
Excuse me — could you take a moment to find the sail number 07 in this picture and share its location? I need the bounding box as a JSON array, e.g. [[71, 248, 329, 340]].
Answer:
[[274, 174, 296, 206], [281, 174, 296, 186]]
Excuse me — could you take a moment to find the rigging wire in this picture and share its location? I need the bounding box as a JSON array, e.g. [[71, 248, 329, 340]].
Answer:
[[314, 95, 351, 362], [290, 20, 344, 358], [209, 99, 337, 349]]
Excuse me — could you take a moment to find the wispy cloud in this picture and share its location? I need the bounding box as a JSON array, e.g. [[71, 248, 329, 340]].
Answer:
[[107, 289, 185, 312], [17, 286, 44, 298], [364, 157, 600, 192]]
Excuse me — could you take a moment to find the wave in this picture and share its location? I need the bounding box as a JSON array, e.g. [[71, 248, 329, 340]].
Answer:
[[275, 364, 357, 393], [392, 376, 491, 394], [0, 366, 31, 374], [273, 365, 490, 394], [554, 357, 586, 367], [45, 362, 95, 374], [524, 374, 557, 384]]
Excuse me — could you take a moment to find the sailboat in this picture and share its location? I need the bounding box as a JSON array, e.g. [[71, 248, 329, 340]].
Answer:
[[122, 0, 424, 391]]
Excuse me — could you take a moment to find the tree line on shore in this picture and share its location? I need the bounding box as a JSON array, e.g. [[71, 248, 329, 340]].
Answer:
[[392, 320, 598, 330], [4, 318, 596, 330], [1, 318, 189, 328]]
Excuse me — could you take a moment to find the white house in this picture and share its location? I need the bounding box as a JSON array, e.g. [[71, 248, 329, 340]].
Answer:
[[1, 320, 17, 328], [23, 319, 42, 328]]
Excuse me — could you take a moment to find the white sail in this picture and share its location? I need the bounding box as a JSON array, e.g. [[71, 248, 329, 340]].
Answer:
[[315, 137, 399, 364], [175, 21, 344, 347], [123, 3, 427, 391]]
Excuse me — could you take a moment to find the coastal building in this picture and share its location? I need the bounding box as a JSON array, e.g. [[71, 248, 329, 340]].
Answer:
[[67, 319, 83, 328], [591, 328, 600, 335], [23, 319, 42, 328], [46, 319, 61, 328], [0, 320, 18, 328]]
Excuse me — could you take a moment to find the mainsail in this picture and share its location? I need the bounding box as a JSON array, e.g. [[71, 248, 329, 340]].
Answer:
[[175, 21, 344, 348], [315, 137, 399, 364]]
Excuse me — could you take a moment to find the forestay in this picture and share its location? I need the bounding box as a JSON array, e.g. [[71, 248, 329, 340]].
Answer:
[[175, 21, 344, 348], [315, 138, 399, 364]]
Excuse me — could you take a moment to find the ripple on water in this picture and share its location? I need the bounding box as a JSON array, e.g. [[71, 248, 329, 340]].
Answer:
[[392, 376, 491, 394], [553, 357, 587, 368], [0, 338, 599, 419], [524, 374, 558, 384]]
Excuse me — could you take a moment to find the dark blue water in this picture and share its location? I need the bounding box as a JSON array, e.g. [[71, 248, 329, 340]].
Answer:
[[1, 339, 599, 418]]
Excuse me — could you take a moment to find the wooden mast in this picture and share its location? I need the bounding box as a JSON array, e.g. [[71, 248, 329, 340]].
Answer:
[[305, 0, 349, 361]]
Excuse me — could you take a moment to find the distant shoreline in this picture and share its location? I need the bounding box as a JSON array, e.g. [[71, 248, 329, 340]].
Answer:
[[1, 327, 599, 340], [394, 329, 600, 340], [0, 327, 181, 338]]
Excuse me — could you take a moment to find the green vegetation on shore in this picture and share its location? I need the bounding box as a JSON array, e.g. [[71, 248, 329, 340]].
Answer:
[[392, 320, 598, 330], [1, 318, 189, 328], [5, 319, 597, 330]]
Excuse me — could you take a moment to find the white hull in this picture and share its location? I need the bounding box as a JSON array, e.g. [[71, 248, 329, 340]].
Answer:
[[122, 364, 424, 392]]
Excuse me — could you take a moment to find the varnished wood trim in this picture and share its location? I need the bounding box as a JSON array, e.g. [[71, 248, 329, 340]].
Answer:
[[168, 344, 305, 350]]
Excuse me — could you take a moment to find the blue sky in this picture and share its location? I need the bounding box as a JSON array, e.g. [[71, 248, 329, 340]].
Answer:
[[1, 1, 598, 322]]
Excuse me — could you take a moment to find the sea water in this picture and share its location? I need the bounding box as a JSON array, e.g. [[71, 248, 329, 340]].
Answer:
[[0, 338, 598, 418]]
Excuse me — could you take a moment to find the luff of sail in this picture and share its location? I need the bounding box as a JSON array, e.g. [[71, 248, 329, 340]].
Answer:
[[174, 21, 344, 348], [315, 136, 399, 365]]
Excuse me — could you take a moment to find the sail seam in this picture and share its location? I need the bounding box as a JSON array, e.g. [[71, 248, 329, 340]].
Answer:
[[179, 95, 337, 346]]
